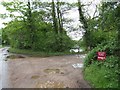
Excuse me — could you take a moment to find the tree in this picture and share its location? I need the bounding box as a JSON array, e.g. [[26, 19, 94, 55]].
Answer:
[[1, 0, 74, 52], [51, 0, 58, 34], [26, 0, 35, 49], [77, 0, 90, 50], [50, 0, 76, 51]]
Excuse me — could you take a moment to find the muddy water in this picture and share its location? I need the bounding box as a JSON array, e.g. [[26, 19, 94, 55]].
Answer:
[[0, 49, 2, 89], [0, 47, 12, 88], [36, 81, 64, 88], [7, 55, 90, 88], [44, 69, 60, 74], [0, 48, 90, 88]]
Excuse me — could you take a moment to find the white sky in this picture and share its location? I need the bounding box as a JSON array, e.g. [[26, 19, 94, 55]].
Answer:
[[0, 0, 101, 40]]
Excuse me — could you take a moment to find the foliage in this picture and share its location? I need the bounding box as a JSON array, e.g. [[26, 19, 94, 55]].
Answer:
[[9, 47, 76, 57], [84, 40, 117, 67], [2, 19, 74, 52], [1, 1, 75, 52], [78, 39, 87, 51], [0, 29, 2, 45], [84, 58, 119, 88], [83, 41, 119, 88], [83, 2, 120, 88], [2, 28, 10, 45], [88, 30, 116, 49]]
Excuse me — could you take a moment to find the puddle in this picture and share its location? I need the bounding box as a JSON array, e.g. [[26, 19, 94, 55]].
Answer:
[[7, 55, 25, 59], [31, 75, 40, 79], [76, 54, 86, 58], [72, 63, 83, 68], [36, 81, 64, 88], [44, 69, 60, 74]]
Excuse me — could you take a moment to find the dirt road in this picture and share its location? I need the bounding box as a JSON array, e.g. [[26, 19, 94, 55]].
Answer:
[[1, 54, 91, 88]]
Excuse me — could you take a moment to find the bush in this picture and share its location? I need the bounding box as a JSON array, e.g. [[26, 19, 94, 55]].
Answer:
[[47, 34, 74, 52], [2, 28, 10, 45], [81, 30, 117, 50], [84, 58, 119, 88], [84, 40, 119, 88], [84, 40, 117, 67], [2, 20, 74, 52]]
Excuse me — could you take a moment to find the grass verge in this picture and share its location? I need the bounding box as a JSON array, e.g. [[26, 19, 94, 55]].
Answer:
[[83, 63, 119, 88], [9, 48, 87, 57]]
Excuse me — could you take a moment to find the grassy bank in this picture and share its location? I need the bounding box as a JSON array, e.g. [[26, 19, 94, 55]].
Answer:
[[84, 64, 119, 88], [9, 48, 87, 57], [83, 41, 119, 88], [83, 56, 119, 88]]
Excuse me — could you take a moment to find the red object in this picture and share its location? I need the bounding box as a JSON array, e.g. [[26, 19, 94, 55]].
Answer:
[[97, 52, 106, 60]]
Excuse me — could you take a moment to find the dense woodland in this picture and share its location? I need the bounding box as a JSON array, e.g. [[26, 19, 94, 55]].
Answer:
[[0, 0, 120, 88], [83, 2, 120, 88], [1, 0, 75, 52]]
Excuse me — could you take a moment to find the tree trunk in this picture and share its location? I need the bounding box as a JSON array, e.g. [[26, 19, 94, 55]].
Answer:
[[52, 0, 58, 34], [77, 0, 89, 50], [56, 0, 63, 34], [27, 0, 34, 49]]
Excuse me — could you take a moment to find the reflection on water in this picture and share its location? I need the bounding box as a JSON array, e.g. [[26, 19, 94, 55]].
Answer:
[[44, 69, 60, 74], [0, 47, 10, 89], [0, 49, 2, 89], [0, 47, 86, 89], [0, 48, 5, 89]]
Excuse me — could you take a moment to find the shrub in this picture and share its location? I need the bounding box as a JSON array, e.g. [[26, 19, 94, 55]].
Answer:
[[2, 20, 74, 52], [84, 40, 119, 88], [84, 40, 117, 67]]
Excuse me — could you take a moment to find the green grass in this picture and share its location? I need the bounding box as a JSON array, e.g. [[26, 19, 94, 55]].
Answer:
[[9, 48, 87, 57], [83, 64, 119, 88]]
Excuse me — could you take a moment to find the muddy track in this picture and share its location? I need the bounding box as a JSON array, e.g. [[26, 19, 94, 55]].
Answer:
[[1, 48, 90, 88]]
